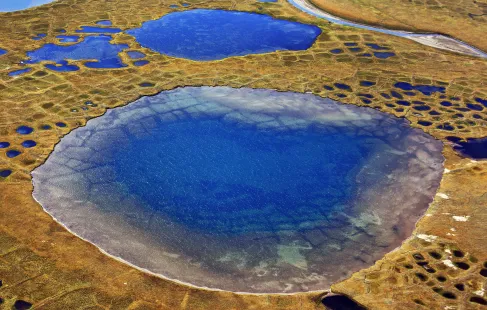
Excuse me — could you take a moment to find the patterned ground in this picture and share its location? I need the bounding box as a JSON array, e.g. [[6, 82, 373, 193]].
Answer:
[[310, 0, 487, 52], [0, 0, 487, 309]]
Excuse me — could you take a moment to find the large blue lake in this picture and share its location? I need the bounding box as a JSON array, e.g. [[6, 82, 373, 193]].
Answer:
[[126, 9, 322, 60], [32, 87, 444, 293]]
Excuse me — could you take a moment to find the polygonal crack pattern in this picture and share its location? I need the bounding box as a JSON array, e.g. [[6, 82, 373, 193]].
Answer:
[[333, 236, 487, 309]]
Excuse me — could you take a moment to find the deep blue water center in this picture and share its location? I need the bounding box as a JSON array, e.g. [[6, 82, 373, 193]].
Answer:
[[114, 119, 364, 234], [126, 9, 322, 60]]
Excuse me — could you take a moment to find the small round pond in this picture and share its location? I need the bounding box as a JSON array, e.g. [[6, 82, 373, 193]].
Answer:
[[32, 87, 444, 293]]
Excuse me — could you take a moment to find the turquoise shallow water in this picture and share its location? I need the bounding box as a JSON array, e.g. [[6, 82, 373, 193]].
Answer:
[[32, 87, 444, 293]]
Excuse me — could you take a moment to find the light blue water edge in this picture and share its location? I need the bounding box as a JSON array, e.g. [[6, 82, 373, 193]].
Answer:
[[32, 87, 444, 293]]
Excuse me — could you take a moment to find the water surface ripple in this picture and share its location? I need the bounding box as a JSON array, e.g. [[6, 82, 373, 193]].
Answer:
[[32, 87, 444, 293]]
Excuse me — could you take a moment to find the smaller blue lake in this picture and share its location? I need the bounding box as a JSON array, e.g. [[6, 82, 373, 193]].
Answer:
[[9, 68, 32, 77], [133, 60, 149, 66], [22, 140, 37, 148], [16, 126, 33, 134], [96, 20, 113, 26], [126, 9, 321, 60], [448, 136, 487, 159], [75, 26, 122, 33], [0, 49, 7, 56], [45, 60, 80, 72], [25, 35, 128, 69], [394, 82, 445, 96], [56, 35, 80, 43], [127, 51, 146, 59], [0, 170, 12, 178]]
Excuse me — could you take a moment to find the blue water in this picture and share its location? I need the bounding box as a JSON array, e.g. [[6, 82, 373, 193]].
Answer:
[[394, 82, 446, 96], [45, 60, 80, 72], [360, 81, 376, 87], [334, 83, 352, 91], [0, 0, 53, 12], [133, 60, 149, 66], [475, 98, 487, 107], [126, 9, 321, 60], [32, 33, 47, 41], [8, 68, 32, 77], [0, 142, 10, 148], [450, 137, 487, 159], [0, 170, 11, 178], [113, 118, 366, 234], [0, 49, 6, 56], [26, 35, 128, 69], [32, 87, 445, 293], [75, 26, 122, 33], [21, 140, 37, 148], [374, 52, 395, 59], [467, 103, 483, 111], [418, 120, 432, 126], [96, 20, 113, 26], [56, 35, 80, 43], [349, 47, 362, 52], [16, 126, 33, 134], [127, 51, 146, 59], [6, 150, 21, 158], [84, 58, 126, 69]]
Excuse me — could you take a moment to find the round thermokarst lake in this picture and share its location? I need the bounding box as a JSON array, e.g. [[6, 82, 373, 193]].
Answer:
[[32, 87, 444, 293]]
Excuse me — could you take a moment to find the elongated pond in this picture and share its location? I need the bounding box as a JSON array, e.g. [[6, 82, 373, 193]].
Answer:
[[32, 87, 444, 293]]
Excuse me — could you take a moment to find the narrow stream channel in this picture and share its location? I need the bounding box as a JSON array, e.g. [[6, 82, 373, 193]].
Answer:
[[288, 0, 487, 58]]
